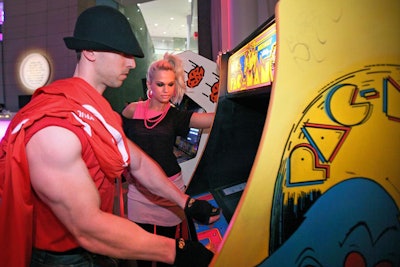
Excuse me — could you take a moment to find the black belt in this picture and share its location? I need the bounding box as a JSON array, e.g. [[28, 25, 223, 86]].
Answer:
[[33, 247, 86, 255]]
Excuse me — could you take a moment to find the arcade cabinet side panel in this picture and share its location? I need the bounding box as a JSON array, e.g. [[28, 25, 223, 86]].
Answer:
[[176, 51, 219, 186], [212, 0, 400, 266]]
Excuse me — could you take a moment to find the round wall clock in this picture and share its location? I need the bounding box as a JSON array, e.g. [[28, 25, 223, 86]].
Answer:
[[19, 53, 50, 90]]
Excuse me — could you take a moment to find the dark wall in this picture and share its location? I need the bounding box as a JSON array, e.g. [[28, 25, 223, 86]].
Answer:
[[2, 0, 154, 113], [197, 0, 212, 60], [2, 0, 85, 111]]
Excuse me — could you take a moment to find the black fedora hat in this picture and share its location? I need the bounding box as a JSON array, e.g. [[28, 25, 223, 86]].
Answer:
[[64, 5, 144, 58]]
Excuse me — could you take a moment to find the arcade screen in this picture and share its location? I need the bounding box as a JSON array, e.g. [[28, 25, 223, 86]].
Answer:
[[173, 94, 205, 163], [227, 19, 276, 94]]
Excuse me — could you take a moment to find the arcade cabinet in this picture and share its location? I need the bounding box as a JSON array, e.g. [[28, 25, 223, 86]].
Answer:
[[210, 0, 400, 266], [185, 15, 276, 248]]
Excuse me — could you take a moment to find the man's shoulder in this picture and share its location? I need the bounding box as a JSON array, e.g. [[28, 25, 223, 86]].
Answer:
[[26, 117, 87, 144]]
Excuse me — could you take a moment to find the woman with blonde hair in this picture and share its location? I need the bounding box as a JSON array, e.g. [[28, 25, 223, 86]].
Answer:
[[122, 53, 216, 267]]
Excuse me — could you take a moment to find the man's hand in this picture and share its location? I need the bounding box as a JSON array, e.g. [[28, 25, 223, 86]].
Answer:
[[184, 198, 221, 224], [174, 238, 214, 267]]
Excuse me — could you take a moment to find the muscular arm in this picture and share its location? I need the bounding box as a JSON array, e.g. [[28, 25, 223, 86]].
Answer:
[[26, 126, 176, 263], [126, 128, 220, 225], [126, 139, 188, 209]]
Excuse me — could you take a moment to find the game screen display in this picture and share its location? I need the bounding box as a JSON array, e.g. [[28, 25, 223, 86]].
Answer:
[[174, 116, 204, 163], [227, 21, 276, 93], [173, 95, 206, 163]]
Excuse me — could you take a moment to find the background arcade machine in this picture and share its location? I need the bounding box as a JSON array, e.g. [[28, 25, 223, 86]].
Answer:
[[175, 51, 219, 186], [184, 16, 276, 251], [0, 113, 15, 142]]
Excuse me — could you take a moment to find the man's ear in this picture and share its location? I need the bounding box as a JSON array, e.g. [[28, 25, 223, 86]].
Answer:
[[82, 50, 96, 62]]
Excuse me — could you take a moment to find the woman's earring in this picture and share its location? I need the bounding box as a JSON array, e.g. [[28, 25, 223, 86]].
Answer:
[[146, 89, 153, 99]]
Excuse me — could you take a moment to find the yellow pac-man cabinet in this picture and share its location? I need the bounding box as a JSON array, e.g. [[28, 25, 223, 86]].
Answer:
[[203, 0, 399, 266]]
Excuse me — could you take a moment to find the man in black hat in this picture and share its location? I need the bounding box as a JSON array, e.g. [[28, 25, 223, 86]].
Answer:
[[0, 5, 219, 267]]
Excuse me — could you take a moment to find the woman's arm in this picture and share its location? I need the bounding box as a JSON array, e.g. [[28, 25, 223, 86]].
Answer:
[[189, 112, 215, 129]]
